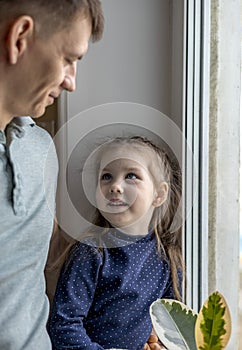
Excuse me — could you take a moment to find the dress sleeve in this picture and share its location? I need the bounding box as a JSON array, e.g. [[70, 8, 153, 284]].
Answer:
[[48, 242, 105, 350], [162, 268, 183, 299]]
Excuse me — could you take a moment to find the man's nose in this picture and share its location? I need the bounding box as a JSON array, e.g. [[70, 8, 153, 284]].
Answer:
[[61, 62, 77, 92]]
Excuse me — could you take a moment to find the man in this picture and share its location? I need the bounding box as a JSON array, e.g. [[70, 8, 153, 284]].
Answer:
[[0, 1, 162, 349], [0, 1, 103, 349]]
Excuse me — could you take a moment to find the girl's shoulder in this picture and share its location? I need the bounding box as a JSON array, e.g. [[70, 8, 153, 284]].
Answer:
[[60, 239, 103, 278], [65, 236, 103, 264]]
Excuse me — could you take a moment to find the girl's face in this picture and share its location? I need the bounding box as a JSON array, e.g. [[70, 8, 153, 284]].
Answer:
[[95, 145, 165, 235]]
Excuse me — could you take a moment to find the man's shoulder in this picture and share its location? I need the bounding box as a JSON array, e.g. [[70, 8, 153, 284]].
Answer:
[[12, 116, 53, 143]]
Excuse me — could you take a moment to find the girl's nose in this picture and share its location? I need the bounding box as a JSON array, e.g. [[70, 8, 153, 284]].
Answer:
[[109, 181, 124, 194]]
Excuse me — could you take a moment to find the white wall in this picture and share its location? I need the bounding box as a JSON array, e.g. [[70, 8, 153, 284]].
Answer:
[[209, 0, 241, 348], [67, 0, 182, 119]]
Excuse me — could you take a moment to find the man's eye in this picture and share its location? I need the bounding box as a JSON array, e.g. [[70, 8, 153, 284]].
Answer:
[[101, 173, 112, 181], [126, 173, 137, 180], [66, 58, 74, 65]]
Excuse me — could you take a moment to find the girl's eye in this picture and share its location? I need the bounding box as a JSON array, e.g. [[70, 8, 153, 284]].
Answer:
[[101, 173, 112, 181], [126, 173, 137, 180]]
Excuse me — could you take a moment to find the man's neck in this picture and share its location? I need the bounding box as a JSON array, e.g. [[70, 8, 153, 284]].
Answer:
[[0, 82, 13, 130], [0, 113, 13, 131]]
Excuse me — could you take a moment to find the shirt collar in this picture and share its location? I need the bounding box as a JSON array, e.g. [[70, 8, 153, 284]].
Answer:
[[6, 116, 35, 141], [11, 116, 35, 127]]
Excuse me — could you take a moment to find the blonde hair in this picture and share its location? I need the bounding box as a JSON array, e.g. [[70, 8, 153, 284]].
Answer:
[[47, 136, 185, 300]]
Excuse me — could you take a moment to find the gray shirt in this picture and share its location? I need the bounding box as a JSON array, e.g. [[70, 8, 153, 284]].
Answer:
[[0, 117, 58, 350]]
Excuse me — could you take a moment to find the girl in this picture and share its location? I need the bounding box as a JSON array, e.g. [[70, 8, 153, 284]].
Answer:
[[48, 136, 184, 350]]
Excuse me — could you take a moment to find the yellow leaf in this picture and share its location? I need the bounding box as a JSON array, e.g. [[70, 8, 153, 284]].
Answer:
[[195, 291, 231, 350]]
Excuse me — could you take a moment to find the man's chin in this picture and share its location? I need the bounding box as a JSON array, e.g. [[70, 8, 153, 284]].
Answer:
[[31, 106, 48, 119]]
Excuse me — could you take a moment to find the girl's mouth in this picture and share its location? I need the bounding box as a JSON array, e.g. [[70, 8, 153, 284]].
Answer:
[[107, 201, 128, 207]]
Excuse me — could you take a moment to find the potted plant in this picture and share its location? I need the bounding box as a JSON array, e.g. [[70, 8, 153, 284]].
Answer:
[[150, 291, 231, 350]]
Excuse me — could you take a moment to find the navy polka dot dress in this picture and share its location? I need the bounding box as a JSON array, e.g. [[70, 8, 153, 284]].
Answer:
[[49, 230, 177, 350]]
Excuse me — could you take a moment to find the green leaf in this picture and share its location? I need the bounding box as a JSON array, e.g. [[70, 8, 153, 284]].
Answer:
[[150, 299, 198, 350], [195, 291, 232, 350]]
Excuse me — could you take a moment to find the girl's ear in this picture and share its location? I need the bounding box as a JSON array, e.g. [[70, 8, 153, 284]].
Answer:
[[153, 182, 169, 207], [6, 16, 34, 64]]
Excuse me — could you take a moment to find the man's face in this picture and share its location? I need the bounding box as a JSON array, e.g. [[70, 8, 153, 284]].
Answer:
[[8, 14, 92, 118]]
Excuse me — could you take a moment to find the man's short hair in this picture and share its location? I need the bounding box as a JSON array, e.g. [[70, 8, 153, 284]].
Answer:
[[0, 0, 104, 42]]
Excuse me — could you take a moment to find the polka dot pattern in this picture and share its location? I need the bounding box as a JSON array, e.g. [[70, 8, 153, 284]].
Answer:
[[49, 230, 178, 350]]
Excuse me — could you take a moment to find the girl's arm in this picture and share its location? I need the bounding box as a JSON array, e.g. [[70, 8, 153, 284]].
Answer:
[[48, 242, 105, 350]]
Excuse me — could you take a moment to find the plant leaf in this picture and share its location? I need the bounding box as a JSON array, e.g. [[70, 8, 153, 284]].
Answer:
[[150, 299, 198, 350], [195, 291, 232, 350]]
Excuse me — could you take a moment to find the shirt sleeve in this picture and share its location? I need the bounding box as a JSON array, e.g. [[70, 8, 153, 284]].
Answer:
[[48, 242, 105, 350]]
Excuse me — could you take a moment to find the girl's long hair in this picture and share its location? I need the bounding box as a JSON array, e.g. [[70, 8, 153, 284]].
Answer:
[[47, 136, 185, 301]]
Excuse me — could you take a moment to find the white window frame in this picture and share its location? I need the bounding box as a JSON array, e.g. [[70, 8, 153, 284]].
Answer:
[[182, 0, 210, 311]]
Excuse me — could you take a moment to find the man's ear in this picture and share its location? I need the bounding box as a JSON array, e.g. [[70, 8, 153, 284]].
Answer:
[[153, 182, 169, 207], [6, 16, 34, 64]]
